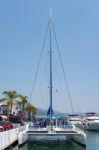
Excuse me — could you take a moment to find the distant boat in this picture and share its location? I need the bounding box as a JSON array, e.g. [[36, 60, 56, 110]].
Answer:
[[68, 113, 82, 126], [81, 112, 99, 131], [27, 8, 86, 146]]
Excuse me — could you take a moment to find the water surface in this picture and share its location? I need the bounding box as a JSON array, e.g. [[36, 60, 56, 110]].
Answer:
[[19, 142, 85, 150]]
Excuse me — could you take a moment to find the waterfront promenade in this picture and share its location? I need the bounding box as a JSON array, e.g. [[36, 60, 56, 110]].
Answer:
[[0, 128, 19, 150]]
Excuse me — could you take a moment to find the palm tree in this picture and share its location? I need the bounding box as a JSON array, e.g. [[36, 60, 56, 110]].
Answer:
[[0, 90, 18, 114], [16, 100, 22, 107], [16, 100, 22, 113], [25, 104, 37, 120], [17, 95, 28, 113]]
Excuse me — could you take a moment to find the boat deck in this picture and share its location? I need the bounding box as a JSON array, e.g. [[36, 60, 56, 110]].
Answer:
[[27, 125, 82, 135]]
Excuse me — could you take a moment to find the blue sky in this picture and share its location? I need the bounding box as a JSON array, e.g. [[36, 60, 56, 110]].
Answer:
[[0, 0, 99, 113]]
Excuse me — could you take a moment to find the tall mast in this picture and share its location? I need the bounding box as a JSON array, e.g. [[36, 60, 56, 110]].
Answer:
[[49, 7, 53, 128]]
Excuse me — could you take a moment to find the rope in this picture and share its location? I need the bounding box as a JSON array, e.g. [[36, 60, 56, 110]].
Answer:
[[52, 22, 74, 114], [29, 17, 74, 114], [29, 21, 50, 103]]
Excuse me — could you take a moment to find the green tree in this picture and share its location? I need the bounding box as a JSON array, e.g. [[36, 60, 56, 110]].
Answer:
[[0, 90, 17, 114], [17, 95, 28, 113], [16, 100, 22, 107], [25, 104, 37, 120]]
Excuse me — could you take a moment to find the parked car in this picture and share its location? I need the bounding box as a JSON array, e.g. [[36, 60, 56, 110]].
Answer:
[[6, 121, 13, 129], [0, 122, 10, 131]]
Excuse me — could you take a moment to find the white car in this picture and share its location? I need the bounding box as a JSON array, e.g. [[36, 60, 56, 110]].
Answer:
[[0, 126, 4, 132]]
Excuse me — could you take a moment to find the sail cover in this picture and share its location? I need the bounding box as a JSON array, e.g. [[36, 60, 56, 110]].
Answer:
[[47, 106, 53, 116]]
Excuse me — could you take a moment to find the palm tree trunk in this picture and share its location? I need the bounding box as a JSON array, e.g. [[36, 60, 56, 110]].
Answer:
[[28, 111, 31, 121], [10, 103, 13, 114]]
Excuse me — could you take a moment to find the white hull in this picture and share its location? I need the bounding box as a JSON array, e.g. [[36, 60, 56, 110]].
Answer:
[[27, 125, 86, 146], [81, 113, 99, 131], [28, 132, 86, 146], [28, 134, 70, 142], [82, 121, 99, 131], [18, 126, 28, 146], [72, 132, 86, 146]]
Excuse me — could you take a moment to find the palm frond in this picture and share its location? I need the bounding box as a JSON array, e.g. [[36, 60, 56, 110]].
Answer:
[[0, 98, 7, 102]]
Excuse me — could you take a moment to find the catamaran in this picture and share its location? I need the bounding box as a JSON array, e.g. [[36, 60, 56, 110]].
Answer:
[[26, 8, 86, 146]]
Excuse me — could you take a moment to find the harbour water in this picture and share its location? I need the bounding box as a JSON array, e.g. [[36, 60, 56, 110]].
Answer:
[[7, 131, 99, 150]]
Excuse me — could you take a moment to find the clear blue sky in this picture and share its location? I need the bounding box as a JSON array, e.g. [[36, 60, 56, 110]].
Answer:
[[0, 0, 99, 113]]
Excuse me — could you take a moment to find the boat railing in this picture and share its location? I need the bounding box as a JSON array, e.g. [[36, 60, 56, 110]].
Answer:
[[73, 125, 85, 133], [57, 125, 74, 129], [28, 124, 40, 129], [28, 123, 83, 132]]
